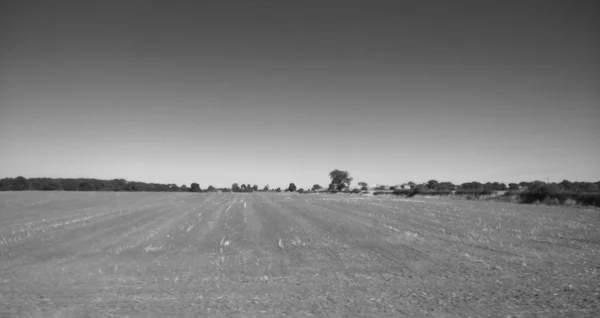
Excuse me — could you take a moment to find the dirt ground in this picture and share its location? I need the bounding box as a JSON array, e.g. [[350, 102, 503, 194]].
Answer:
[[0, 191, 599, 317]]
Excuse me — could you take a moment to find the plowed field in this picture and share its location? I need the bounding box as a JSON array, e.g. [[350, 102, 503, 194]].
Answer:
[[1, 192, 599, 317]]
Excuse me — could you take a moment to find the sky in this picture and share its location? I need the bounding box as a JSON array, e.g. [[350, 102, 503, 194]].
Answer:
[[1, 0, 598, 189]]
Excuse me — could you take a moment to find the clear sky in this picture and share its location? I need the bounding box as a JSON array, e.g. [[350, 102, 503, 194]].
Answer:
[[1, 0, 598, 189]]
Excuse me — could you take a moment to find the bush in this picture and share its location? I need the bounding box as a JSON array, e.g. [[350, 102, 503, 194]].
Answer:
[[574, 193, 600, 207], [519, 185, 560, 204], [407, 186, 428, 198], [392, 189, 410, 196], [351, 188, 361, 194]]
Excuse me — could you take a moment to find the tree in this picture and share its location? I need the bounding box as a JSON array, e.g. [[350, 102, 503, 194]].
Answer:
[[585, 183, 599, 192], [508, 183, 519, 190], [207, 185, 216, 192], [263, 184, 269, 191], [519, 181, 532, 188], [12, 176, 30, 191], [329, 169, 353, 191], [288, 183, 297, 192], [358, 182, 368, 188], [190, 183, 201, 192], [426, 180, 439, 190], [30, 181, 43, 191], [312, 184, 322, 191], [438, 182, 456, 191], [43, 180, 60, 191], [530, 180, 546, 190], [559, 180, 573, 191], [460, 182, 482, 190], [408, 185, 428, 197], [427, 180, 439, 190], [252, 185, 258, 191], [276, 187, 281, 192], [79, 182, 96, 191]]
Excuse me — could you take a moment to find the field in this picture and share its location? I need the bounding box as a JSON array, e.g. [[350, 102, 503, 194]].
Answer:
[[1, 192, 599, 317]]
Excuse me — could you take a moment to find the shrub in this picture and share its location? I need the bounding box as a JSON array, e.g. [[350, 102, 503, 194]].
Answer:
[[574, 193, 600, 207], [392, 189, 410, 196], [515, 188, 600, 206], [351, 188, 361, 194], [407, 186, 428, 198], [519, 185, 559, 204]]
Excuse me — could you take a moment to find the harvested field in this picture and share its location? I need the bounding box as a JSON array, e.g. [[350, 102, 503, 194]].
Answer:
[[1, 192, 599, 317]]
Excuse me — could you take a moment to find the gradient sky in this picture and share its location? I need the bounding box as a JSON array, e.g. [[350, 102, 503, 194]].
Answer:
[[1, 0, 598, 189]]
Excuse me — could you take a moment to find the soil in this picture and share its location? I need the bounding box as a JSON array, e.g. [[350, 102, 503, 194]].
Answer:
[[1, 191, 599, 317]]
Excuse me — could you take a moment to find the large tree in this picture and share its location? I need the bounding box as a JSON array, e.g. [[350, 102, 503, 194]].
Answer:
[[426, 180, 439, 190], [190, 183, 201, 192], [312, 184, 322, 191], [329, 169, 353, 191], [288, 183, 297, 192], [232, 183, 240, 192]]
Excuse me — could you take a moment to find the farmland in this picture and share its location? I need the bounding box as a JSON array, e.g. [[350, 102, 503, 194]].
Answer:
[[0, 192, 599, 317]]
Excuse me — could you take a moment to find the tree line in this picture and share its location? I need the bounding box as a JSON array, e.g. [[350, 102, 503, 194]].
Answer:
[[1, 173, 599, 197], [0, 177, 222, 193]]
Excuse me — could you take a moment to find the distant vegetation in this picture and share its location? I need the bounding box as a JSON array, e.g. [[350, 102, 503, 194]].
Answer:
[[0, 177, 235, 193], [1, 172, 599, 208]]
